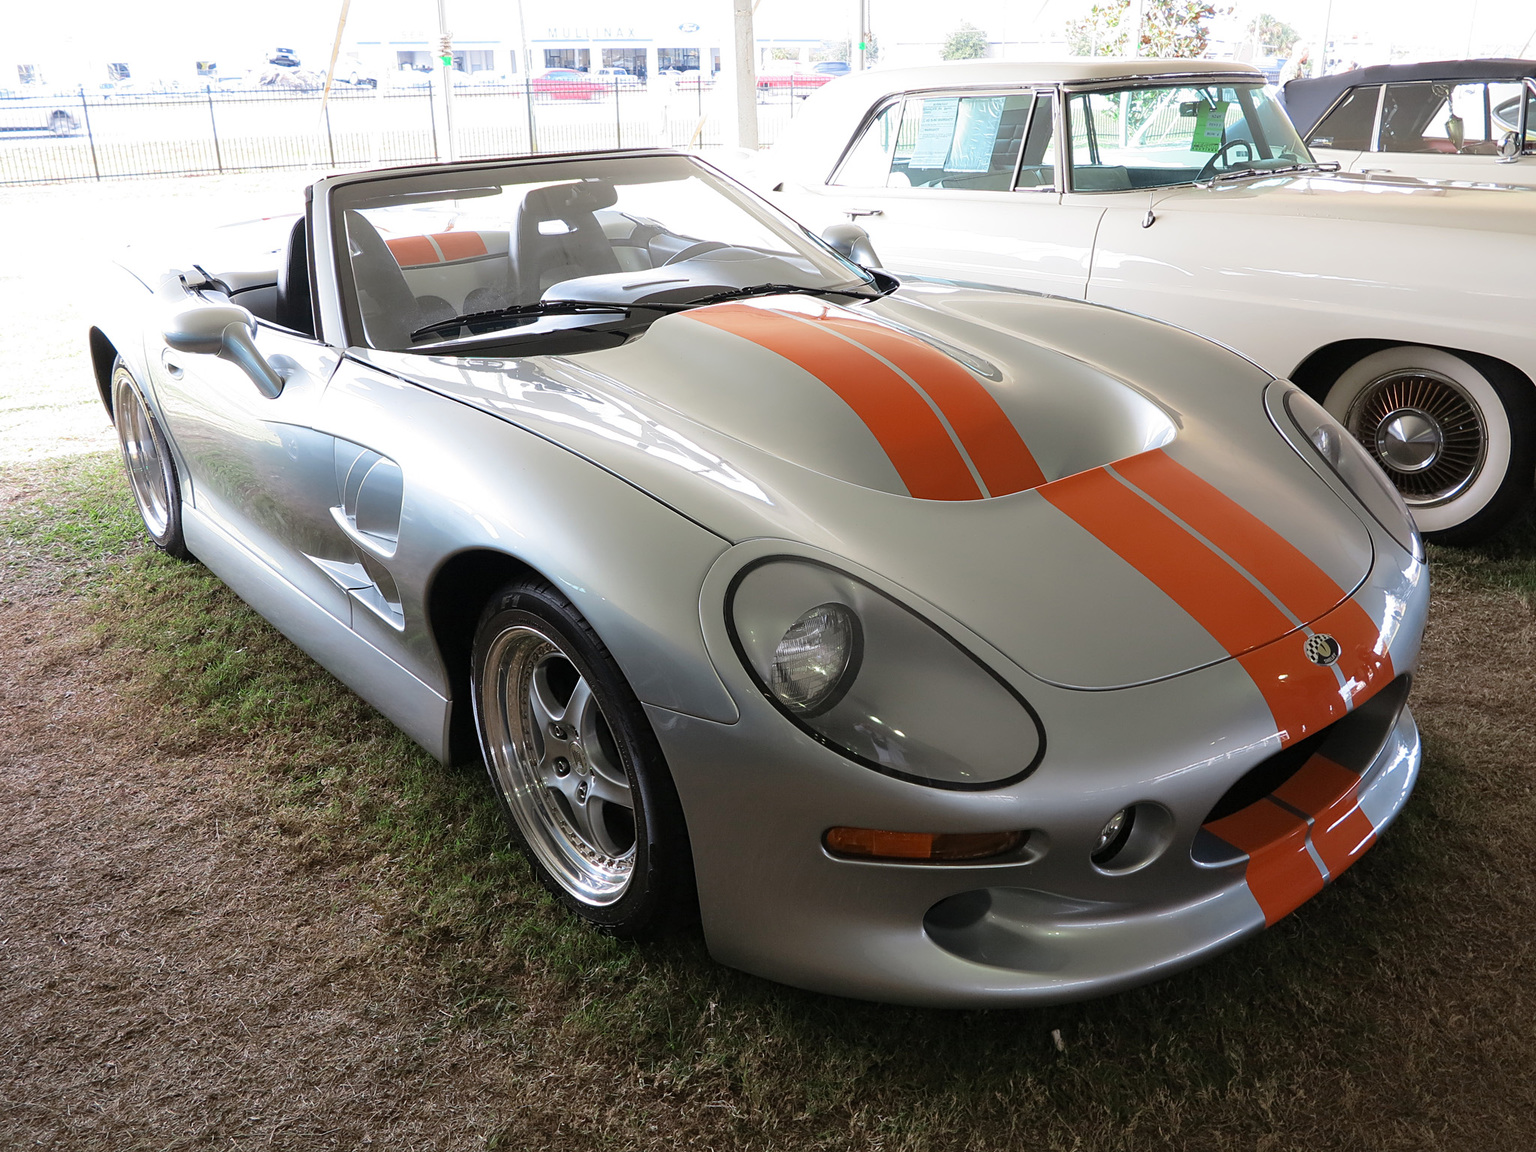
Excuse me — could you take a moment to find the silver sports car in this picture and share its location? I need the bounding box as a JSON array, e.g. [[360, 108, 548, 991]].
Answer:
[[90, 150, 1428, 1007]]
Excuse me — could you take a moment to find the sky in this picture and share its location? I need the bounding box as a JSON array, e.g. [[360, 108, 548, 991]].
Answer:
[[4, 0, 1534, 85]]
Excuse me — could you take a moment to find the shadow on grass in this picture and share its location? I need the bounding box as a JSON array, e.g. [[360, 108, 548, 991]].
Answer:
[[8, 453, 1533, 1149]]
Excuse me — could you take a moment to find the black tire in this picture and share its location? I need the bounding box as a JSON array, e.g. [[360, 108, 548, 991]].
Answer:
[[470, 578, 695, 936], [1320, 345, 1536, 545], [111, 360, 190, 559]]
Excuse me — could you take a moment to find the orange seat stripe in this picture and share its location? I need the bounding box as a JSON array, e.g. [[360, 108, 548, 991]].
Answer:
[[433, 231, 489, 261], [816, 316, 1048, 495], [1039, 464, 1295, 655], [1272, 754, 1377, 877], [685, 304, 983, 500], [386, 235, 438, 267], [1206, 799, 1324, 926]]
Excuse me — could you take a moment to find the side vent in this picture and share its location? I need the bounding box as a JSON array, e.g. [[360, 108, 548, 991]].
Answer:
[[328, 439, 406, 628]]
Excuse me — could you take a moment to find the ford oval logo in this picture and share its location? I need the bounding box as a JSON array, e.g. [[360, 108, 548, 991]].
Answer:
[[1304, 633, 1342, 666], [679, 22, 700, 32]]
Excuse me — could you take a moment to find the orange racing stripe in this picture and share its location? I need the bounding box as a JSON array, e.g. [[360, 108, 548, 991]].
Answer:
[[814, 314, 1048, 495], [685, 304, 983, 500], [1038, 464, 1295, 655], [1272, 754, 1377, 878], [1205, 799, 1323, 926]]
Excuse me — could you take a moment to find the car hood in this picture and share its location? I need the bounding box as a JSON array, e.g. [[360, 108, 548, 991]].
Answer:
[[356, 284, 1374, 689]]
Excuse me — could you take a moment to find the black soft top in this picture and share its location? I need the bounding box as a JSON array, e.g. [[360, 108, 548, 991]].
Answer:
[[1281, 58, 1536, 135]]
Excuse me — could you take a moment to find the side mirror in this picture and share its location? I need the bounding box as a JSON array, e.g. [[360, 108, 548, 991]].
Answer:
[[1498, 131, 1522, 162], [821, 223, 883, 269], [164, 303, 284, 398]]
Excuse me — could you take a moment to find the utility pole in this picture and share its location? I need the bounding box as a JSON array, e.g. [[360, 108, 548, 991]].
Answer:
[[436, 0, 457, 162], [856, 0, 869, 71], [727, 0, 758, 150]]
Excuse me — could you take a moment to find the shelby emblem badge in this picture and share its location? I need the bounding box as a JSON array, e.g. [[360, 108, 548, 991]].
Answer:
[[1304, 633, 1343, 666]]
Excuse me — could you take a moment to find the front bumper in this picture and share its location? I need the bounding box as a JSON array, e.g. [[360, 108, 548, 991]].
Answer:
[[648, 676, 1418, 1008]]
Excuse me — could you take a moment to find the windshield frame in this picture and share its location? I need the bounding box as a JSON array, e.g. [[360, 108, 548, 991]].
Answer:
[[324, 151, 878, 353], [1059, 75, 1315, 194]]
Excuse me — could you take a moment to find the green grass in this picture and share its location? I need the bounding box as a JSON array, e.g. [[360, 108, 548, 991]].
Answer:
[[1426, 502, 1536, 602], [7, 453, 1536, 1150]]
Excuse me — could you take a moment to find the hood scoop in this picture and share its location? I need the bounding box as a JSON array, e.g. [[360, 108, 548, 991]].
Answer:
[[573, 296, 1176, 501]]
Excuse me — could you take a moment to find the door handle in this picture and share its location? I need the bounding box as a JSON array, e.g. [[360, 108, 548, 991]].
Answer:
[[843, 208, 883, 218], [160, 348, 184, 379]]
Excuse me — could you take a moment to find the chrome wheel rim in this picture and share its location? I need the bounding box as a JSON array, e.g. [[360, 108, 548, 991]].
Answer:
[[114, 376, 172, 538], [479, 624, 635, 904], [1344, 369, 1486, 506]]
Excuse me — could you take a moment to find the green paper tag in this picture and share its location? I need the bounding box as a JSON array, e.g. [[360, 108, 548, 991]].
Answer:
[[1190, 100, 1229, 154]]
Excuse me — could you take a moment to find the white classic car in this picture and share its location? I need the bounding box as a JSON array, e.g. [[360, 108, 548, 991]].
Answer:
[[1282, 59, 1536, 187], [761, 59, 1536, 541]]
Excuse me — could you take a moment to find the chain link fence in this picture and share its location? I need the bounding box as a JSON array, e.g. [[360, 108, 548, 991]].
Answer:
[[0, 78, 818, 186]]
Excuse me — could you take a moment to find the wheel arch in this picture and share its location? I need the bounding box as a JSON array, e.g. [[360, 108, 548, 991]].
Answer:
[[88, 327, 119, 415], [424, 547, 547, 765], [1289, 338, 1536, 404]]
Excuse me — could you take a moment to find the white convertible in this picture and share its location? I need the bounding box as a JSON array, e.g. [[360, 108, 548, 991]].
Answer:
[[761, 59, 1536, 541]]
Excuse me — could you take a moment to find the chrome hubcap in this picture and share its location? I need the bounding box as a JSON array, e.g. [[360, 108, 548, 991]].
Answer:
[[479, 625, 635, 904], [1345, 370, 1485, 506], [113, 375, 171, 538], [1373, 408, 1443, 473]]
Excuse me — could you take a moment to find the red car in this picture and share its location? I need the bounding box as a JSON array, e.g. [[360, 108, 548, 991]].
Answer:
[[756, 68, 834, 98], [529, 69, 607, 101]]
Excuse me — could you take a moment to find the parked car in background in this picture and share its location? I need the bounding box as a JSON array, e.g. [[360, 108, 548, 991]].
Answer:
[[1282, 59, 1536, 186], [90, 149, 1427, 1006], [815, 61, 852, 77], [762, 58, 1536, 541], [594, 67, 644, 88], [0, 88, 79, 135], [757, 64, 835, 99], [530, 68, 608, 101]]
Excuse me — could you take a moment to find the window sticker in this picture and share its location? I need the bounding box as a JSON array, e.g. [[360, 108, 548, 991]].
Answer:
[[909, 97, 961, 168], [947, 97, 1006, 172], [1190, 100, 1229, 154]]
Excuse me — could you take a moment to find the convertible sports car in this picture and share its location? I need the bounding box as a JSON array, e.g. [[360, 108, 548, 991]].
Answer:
[[759, 58, 1536, 543], [91, 150, 1427, 1007]]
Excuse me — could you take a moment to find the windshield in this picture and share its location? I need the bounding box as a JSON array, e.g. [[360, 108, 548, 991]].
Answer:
[[1066, 83, 1314, 191], [331, 153, 874, 350]]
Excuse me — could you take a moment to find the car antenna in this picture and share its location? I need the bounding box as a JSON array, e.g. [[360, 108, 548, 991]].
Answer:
[[1142, 187, 1157, 228]]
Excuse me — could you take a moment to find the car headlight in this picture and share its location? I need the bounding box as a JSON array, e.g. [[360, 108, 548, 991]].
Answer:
[[1281, 386, 1423, 559], [727, 558, 1045, 789]]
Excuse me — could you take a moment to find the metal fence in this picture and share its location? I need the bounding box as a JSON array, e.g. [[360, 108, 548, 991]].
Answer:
[[0, 78, 821, 186]]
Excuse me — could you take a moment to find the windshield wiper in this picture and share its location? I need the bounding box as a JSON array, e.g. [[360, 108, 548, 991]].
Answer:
[[672, 282, 884, 309], [411, 300, 634, 341], [1203, 160, 1342, 186]]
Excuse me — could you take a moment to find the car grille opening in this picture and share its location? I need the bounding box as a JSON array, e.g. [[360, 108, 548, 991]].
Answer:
[[1193, 674, 1412, 866]]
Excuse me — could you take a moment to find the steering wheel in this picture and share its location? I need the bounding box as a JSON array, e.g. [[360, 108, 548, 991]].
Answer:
[[662, 240, 731, 266], [1197, 139, 1254, 181]]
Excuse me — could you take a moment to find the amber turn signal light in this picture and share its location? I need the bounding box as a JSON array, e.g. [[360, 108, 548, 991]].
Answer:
[[823, 827, 1025, 862]]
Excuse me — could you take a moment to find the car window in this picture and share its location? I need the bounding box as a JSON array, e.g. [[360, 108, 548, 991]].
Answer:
[[1307, 84, 1379, 150], [832, 101, 900, 186], [889, 93, 1033, 190], [1014, 94, 1056, 189], [1381, 81, 1526, 155], [1067, 82, 1311, 191]]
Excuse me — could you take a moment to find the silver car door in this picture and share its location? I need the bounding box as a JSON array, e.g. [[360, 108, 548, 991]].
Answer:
[[152, 271, 356, 626], [808, 89, 1102, 298]]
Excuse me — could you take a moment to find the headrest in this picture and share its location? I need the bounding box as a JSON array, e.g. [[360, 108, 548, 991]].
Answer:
[[523, 179, 619, 219]]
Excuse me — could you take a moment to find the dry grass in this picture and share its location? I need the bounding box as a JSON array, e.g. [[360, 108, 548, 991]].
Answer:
[[1, 455, 1534, 1150]]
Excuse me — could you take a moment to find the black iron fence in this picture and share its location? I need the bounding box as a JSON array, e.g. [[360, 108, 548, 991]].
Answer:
[[0, 77, 822, 186]]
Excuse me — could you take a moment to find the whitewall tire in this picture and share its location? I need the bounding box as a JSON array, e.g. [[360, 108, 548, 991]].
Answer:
[[1323, 345, 1534, 543]]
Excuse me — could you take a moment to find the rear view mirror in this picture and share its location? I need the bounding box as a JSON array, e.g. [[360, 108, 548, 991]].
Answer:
[[821, 223, 883, 269], [164, 303, 284, 398]]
